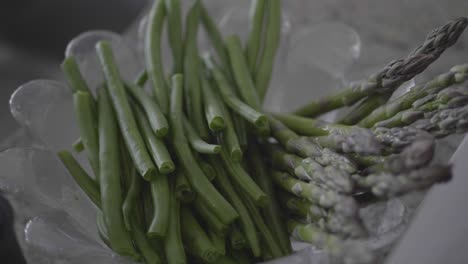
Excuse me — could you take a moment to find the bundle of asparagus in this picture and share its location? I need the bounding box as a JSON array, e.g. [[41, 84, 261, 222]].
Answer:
[[53, 0, 468, 263]]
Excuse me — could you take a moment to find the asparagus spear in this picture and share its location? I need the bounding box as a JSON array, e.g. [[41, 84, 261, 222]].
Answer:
[[359, 64, 468, 127], [279, 191, 327, 221], [410, 104, 468, 137], [269, 116, 357, 173], [267, 144, 353, 193], [353, 165, 452, 198], [271, 171, 357, 217], [364, 138, 435, 174], [339, 92, 393, 125], [373, 126, 433, 151], [288, 221, 374, 264], [272, 113, 380, 155], [414, 87, 468, 113], [293, 17, 468, 117]]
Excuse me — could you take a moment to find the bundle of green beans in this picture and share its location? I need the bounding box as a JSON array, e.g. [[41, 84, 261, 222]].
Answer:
[[55, 0, 468, 263]]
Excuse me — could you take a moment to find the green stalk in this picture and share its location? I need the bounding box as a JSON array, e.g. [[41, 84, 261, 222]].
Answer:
[[184, 116, 221, 154], [96, 41, 157, 181], [170, 74, 238, 225], [73, 91, 99, 178], [255, 0, 281, 100], [246, 0, 267, 74], [193, 197, 228, 234], [220, 148, 268, 206], [57, 150, 101, 208], [164, 0, 183, 73], [226, 35, 262, 109], [205, 55, 268, 130], [180, 207, 221, 263], [339, 92, 392, 125], [97, 85, 137, 257], [125, 81, 169, 138], [248, 144, 291, 255], [164, 179, 187, 264], [145, 0, 169, 113], [209, 157, 261, 257], [184, 0, 209, 139], [175, 170, 196, 203], [133, 104, 175, 174], [201, 75, 225, 131]]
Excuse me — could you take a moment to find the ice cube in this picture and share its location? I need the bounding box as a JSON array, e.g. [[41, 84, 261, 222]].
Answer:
[[265, 22, 360, 117], [24, 211, 135, 264], [10, 80, 78, 151], [0, 147, 99, 242], [377, 199, 405, 235], [65, 30, 141, 92]]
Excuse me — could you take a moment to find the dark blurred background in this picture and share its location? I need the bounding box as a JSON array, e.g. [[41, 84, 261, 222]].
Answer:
[[0, 0, 148, 142]]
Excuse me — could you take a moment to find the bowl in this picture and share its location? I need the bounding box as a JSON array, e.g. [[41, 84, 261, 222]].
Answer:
[[1, 1, 468, 263]]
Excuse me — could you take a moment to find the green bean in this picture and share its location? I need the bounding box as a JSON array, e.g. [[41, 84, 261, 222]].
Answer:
[[220, 149, 268, 206], [175, 170, 196, 203], [181, 207, 221, 263], [200, 4, 230, 68], [184, 116, 221, 154], [135, 70, 148, 87], [228, 250, 252, 264], [216, 256, 239, 264], [246, 0, 267, 74], [96, 41, 157, 181], [209, 231, 226, 256], [232, 113, 248, 150], [133, 104, 175, 174], [170, 74, 239, 225], [204, 56, 268, 130], [210, 82, 243, 160], [61, 56, 94, 95], [209, 157, 261, 257], [184, 1, 209, 139], [58, 150, 101, 208], [248, 144, 291, 255], [164, 179, 187, 264], [97, 211, 112, 250], [131, 204, 163, 264], [125, 81, 169, 138], [148, 174, 170, 238], [97, 86, 137, 257], [72, 138, 84, 153], [255, 0, 281, 100], [201, 75, 225, 131], [122, 167, 141, 231], [198, 157, 216, 182], [164, 0, 183, 73], [239, 193, 283, 258], [193, 197, 227, 234], [226, 35, 262, 109], [73, 91, 99, 178], [142, 184, 154, 229], [145, 0, 169, 113], [229, 227, 247, 250]]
